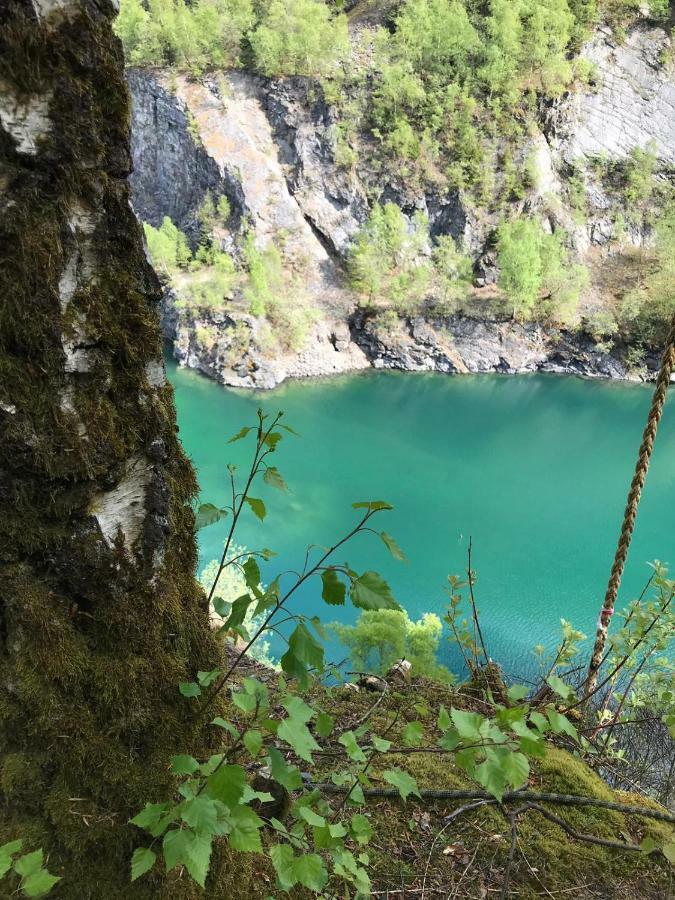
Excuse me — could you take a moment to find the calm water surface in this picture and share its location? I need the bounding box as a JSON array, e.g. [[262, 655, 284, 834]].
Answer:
[[168, 360, 675, 677]]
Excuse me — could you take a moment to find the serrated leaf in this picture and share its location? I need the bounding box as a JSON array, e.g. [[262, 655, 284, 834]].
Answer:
[[130, 802, 171, 832], [228, 426, 251, 443], [293, 854, 329, 891], [181, 796, 218, 833], [211, 717, 238, 737], [131, 847, 156, 882], [268, 747, 303, 791], [507, 684, 530, 703], [227, 805, 264, 852], [207, 764, 246, 808], [371, 735, 391, 752], [22, 870, 61, 898], [243, 730, 263, 757], [350, 814, 373, 845], [402, 721, 423, 747], [195, 503, 228, 530], [263, 466, 287, 491], [382, 768, 421, 801], [350, 571, 399, 611], [277, 717, 320, 763], [437, 705, 452, 731], [224, 593, 254, 630], [0, 840, 22, 878], [321, 569, 346, 606], [546, 708, 578, 739], [546, 675, 576, 701], [171, 755, 200, 776], [380, 531, 406, 561], [298, 807, 325, 827], [339, 731, 367, 762], [245, 497, 266, 521], [179, 681, 201, 698], [450, 708, 485, 742], [184, 831, 213, 887], [242, 557, 262, 594], [197, 669, 220, 687], [14, 850, 43, 877], [270, 843, 296, 890], [316, 712, 334, 737], [663, 840, 675, 863]]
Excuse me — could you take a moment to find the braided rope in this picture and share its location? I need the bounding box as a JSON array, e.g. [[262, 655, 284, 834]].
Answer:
[[585, 314, 675, 696], [309, 784, 675, 823]]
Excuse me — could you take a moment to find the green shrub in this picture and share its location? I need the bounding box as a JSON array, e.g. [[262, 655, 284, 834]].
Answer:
[[143, 216, 192, 275], [332, 609, 454, 683], [249, 0, 348, 76], [497, 218, 586, 322]]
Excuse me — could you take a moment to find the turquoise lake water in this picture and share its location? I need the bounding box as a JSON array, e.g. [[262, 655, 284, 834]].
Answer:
[[168, 360, 675, 677]]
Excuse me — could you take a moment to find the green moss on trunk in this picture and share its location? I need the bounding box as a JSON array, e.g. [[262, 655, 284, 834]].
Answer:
[[0, 3, 224, 895]]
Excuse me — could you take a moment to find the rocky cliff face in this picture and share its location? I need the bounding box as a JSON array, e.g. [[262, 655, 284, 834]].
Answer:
[[127, 23, 675, 390]]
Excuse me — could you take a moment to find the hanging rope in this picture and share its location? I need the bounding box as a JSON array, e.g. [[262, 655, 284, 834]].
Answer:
[[585, 313, 675, 696]]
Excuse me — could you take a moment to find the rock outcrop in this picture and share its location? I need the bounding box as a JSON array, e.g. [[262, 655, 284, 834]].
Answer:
[[127, 23, 675, 390]]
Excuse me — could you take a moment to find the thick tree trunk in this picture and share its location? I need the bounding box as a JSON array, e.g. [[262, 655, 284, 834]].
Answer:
[[0, 3, 221, 895]]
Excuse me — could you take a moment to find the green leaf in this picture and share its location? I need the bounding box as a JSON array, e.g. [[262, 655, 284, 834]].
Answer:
[[315, 712, 334, 738], [321, 569, 346, 606], [268, 747, 302, 791], [0, 840, 22, 878], [181, 796, 219, 833], [179, 681, 201, 698], [402, 721, 423, 747], [14, 850, 43, 877], [529, 711, 550, 733], [22, 870, 61, 898], [270, 843, 296, 891], [183, 831, 213, 888], [352, 500, 393, 511], [242, 557, 261, 592], [512, 720, 545, 757], [130, 802, 171, 833], [263, 466, 287, 491], [663, 840, 675, 864], [500, 750, 530, 788], [639, 836, 658, 855], [546, 708, 578, 739], [207, 764, 246, 808], [339, 731, 367, 762], [131, 847, 156, 882], [475, 752, 507, 802], [437, 705, 451, 731], [298, 807, 325, 827], [286, 622, 324, 670], [450, 708, 485, 743], [350, 571, 399, 611], [211, 717, 239, 737], [350, 814, 374, 846], [171, 755, 200, 776], [245, 497, 266, 521], [197, 669, 220, 687], [243, 729, 263, 758], [227, 805, 264, 852], [507, 684, 530, 703], [371, 735, 391, 752], [382, 768, 421, 801], [277, 716, 320, 763], [228, 426, 251, 443], [195, 503, 228, 530], [293, 854, 329, 892], [223, 593, 254, 630], [546, 675, 576, 702], [380, 531, 406, 561]]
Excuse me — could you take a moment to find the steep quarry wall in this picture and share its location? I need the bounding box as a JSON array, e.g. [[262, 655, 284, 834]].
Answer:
[[126, 24, 675, 389]]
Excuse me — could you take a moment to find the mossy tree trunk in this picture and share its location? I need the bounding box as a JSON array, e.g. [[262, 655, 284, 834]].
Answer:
[[0, 2, 221, 895]]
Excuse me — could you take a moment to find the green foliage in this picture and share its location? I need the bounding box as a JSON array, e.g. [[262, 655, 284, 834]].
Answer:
[[114, 0, 255, 70], [115, 0, 347, 76], [249, 0, 348, 77], [618, 203, 675, 343], [332, 609, 454, 683], [143, 216, 192, 276], [0, 843, 60, 898], [348, 203, 431, 312], [496, 218, 586, 322]]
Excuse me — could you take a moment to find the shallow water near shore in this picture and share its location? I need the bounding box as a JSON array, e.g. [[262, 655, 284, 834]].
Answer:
[[168, 359, 675, 677]]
